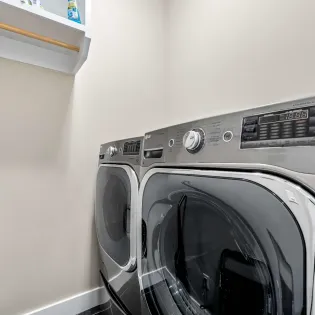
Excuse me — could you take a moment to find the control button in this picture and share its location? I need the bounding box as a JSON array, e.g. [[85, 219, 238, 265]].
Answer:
[[296, 120, 307, 125], [183, 130, 200, 150], [183, 128, 205, 153], [282, 124, 293, 128], [223, 131, 233, 142], [282, 134, 293, 138], [282, 131, 293, 135], [282, 131, 293, 136], [270, 129, 280, 133], [106, 146, 117, 157], [310, 107, 315, 117], [309, 127, 315, 136], [295, 133, 307, 138], [244, 116, 258, 126], [295, 126, 307, 131], [243, 125, 256, 133], [259, 128, 268, 133], [242, 133, 258, 141], [282, 130, 293, 134], [168, 139, 175, 147]]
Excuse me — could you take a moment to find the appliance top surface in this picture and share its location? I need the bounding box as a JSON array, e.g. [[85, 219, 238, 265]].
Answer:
[[142, 96, 315, 179], [99, 136, 143, 168]]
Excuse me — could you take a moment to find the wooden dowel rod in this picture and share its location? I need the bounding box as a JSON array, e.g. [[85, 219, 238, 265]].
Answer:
[[0, 22, 80, 52]]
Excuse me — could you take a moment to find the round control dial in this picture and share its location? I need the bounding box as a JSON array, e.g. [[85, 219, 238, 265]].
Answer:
[[106, 146, 117, 157], [183, 128, 205, 153]]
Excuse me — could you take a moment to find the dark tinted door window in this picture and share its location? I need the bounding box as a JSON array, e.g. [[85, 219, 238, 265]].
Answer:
[[96, 166, 131, 267], [141, 173, 305, 315]]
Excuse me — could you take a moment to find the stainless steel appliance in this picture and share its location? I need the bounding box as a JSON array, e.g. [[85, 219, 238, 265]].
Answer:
[[137, 96, 315, 315], [95, 137, 142, 315]]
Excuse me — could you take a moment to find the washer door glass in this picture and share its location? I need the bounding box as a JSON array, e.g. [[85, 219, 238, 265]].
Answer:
[[140, 171, 309, 315], [96, 165, 134, 268]]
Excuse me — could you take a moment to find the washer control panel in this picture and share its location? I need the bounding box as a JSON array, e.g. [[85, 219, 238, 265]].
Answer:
[[99, 137, 143, 165], [142, 97, 315, 174], [241, 106, 315, 149]]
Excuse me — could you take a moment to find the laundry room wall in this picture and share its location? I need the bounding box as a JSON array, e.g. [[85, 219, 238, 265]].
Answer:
[[165, 0, 315, 123], [0, 0, 167, 314]]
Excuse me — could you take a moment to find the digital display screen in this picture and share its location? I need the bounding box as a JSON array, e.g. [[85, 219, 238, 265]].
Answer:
[[279, 110, 308, 121], [123, 140, 141, 155], [259, 109, 308, 124], [259, 115, 279, 124]]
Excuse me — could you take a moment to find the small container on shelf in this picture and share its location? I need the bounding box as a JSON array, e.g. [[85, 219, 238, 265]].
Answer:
[[68, 0, 81, 24], [32, 0, 42, 8], [20, 0, 32, 5]]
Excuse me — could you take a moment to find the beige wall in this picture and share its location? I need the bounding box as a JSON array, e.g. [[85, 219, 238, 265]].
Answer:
[[167, 0, 315, 123], [0, 0, 167, 314]]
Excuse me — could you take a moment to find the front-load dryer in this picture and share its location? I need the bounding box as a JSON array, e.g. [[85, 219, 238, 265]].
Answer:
[[95, 137, 142, 315], [138, 96, 315, 315]]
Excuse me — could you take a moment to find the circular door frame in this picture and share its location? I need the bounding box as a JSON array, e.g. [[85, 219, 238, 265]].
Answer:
[[96, 164, 138, 272], [137, 167, 315, 315]]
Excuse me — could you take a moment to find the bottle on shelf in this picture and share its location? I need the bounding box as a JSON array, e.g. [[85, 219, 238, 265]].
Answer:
[[68, 0, 81, 24]]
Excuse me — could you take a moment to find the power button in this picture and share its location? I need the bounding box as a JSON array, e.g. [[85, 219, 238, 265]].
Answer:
[[168, 139, 175, 147], [223, 131, 233, 142]]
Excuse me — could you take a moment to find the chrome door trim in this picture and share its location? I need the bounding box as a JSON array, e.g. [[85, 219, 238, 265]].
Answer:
[[96, 164, 138, 272], [137, 167, 315, 315], [141, 162, 315, 192]]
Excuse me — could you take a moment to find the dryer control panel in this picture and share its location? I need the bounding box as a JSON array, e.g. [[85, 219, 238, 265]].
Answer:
[[99, 137, 143, 166], [142, 97, 315, 174]]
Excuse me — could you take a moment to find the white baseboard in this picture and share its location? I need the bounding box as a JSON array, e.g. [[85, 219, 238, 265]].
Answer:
[[23, 287, 108, 315]]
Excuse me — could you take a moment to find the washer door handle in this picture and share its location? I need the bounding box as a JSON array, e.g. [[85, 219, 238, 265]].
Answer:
[[123, 206, 130, 234], [142, 220, 147, 258]]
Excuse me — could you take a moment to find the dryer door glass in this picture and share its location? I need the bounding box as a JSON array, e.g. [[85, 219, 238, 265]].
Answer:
[[139, 171, 308, 315], [96, 166, 132, 267]]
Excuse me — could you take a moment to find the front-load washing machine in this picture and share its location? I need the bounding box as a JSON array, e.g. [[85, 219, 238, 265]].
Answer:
[[138, 96, 315, 315], [95, 137, 142, 315]]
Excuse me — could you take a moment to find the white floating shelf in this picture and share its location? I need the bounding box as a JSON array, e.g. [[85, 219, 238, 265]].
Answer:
[[0, 0, 91, 74]]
